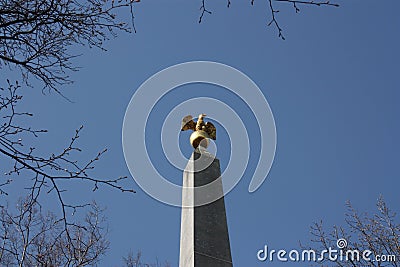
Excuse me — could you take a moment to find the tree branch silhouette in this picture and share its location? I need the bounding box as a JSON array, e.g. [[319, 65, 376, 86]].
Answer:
[[304, 196, 399, 267], [0, 81, 135, 251], [199, 0, 339, 39], [0, 0, 138, 93]]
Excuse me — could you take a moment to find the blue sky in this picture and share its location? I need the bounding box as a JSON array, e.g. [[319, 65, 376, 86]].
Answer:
[[2, 0, 400, 266]]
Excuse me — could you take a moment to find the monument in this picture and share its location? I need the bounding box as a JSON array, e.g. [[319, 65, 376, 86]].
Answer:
[[179, 114, 233, 267]]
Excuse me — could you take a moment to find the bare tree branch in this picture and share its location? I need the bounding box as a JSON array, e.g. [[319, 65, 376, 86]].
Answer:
[[198, 0, 339, 39], [123, 250, 171, 267], [0, 0, 138, 92], [0, 197, 109, 266], [267, 0, 285, 40], [306, 196, 400, 267], [199, 0, 212, 24], [0, 81, 135, 254]]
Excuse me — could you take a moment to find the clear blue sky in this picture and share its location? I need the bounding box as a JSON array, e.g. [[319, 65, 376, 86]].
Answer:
[[4, 1, 400, 266]]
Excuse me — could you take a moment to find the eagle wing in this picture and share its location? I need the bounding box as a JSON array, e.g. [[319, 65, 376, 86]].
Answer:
[[181, 115, 196, 131], [204, 122, 216, 140]]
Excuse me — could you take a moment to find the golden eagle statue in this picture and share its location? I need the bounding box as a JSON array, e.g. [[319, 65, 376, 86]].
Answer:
[[181, 114, 216, 148]]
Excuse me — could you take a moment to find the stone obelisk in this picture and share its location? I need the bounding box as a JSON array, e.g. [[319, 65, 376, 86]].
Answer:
[[179, 114, 233, 267]]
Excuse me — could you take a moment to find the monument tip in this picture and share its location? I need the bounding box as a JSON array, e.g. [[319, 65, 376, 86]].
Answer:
[[181, 114, 216, 148]]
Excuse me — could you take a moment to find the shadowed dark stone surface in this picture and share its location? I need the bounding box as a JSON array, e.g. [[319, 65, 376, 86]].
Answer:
[[179, 151, 233, 267]]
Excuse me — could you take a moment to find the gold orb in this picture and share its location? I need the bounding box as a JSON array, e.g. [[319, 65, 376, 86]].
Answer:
[[190, 130, 210, 148]]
